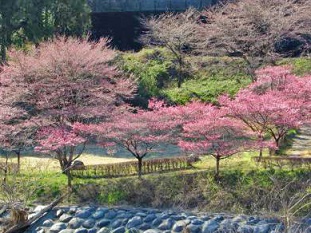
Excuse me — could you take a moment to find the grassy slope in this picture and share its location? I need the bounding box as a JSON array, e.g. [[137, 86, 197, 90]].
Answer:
[[118, 48, 311, 105]]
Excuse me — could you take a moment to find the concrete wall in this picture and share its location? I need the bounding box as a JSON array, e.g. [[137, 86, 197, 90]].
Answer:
[[88, 0, 214, 13]]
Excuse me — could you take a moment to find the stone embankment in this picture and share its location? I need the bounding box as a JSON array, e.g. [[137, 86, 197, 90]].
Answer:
[[25, 206, 310, 233]]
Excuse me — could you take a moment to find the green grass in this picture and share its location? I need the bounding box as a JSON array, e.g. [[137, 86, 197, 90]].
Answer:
[[118, 48, 311, 105]]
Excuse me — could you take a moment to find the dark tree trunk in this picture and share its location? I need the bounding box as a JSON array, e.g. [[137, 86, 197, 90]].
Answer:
[[137, 157, 143, 178], [215, 157, 220, 181], [15, 151, 21, 173], [258, 148, 263, 162]]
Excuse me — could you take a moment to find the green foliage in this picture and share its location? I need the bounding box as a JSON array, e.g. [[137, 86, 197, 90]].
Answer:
[[278, 57, 311, 76], [0, 0, 91, 62], [119, 48, 252, 104], [118, 48, 173, 99]]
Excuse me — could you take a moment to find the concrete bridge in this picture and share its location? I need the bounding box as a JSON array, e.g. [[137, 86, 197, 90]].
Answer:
[[88, 0, 216, 13]]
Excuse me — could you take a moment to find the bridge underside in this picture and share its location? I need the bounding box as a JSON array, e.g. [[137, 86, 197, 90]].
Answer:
[[88, 0, 215, 13]]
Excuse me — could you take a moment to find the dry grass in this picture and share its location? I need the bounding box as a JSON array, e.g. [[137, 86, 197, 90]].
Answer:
[[0, 154, 134, 173]]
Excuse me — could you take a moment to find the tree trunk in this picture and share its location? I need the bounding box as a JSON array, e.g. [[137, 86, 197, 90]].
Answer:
[[258, 148, 263, 162], [16, 151, 21, 173], [137, 157, 143, 178], [177, 60, 183, 88], [215, 157, 220, 181]]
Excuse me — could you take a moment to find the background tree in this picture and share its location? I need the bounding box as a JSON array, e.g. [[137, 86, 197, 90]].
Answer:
[[141, 8, 201, 88], [0, 37, 134, 186], [201, 0, 311, 79], [0, 0, 91, 63]]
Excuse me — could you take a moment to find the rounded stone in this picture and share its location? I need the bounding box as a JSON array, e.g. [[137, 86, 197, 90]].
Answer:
[[151, 218, 162, 227], [49, 223, 67, 233], [82, 219, 96, 229], [253, 224, 270, 233], [186, 224, 201, 233], [59, 230, 74, 233], [92, 208, 109, 219], [88, 229, 97, 233], [143, 230, 161, 233], [158, 218, 175, 231], [144, 214, 156, 222], [138, 223, 152, 230], [56, 209, 64, 217], [202, 219, 219, 233], [97, 219, 111, 228], [191, 219, 204, 225], [127, 216, 143, 228], [74, 228, 88, 233], [111, 226, 126, 233], [68, 218, 84, 229], [97, 227, 110, 233], [111, 219, 123, 229], [68, 207, 78, 215], [173, 221, 188, 232], [105, 210, 118, 219], [75, 209, 93, 219], [43, 219, 54, 227], [237, 225, 254, 233], [60, 214, 73, 223]]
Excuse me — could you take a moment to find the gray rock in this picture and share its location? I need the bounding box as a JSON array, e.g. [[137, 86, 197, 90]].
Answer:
[[171, 215, 185, 221], [82, 219, 96, 229], [43, 219, 54, 227], [201, 216, 211, 221], [74, 229, 88, 233], [127, 216, 143, 228], [233, 215, 247, 223], [138, 223, 152, 230], [191, 219, 204, 225], [136, 212, 147, 217], [144, 214, 157, 222], [68, 207, 78, 215], [105, 210, 118, 219], [60, 214, 73, 223], [97, 219, 111, 228], [186, 224, 201, 233], [202, 219, 219, 233], [172, 220, 188, 232], [56, 209, 64, 217], [49, 223, 67, 233], [158, 219, 175, 230], [92, 209, 108, 219], [98, 227, 110, 233], [111, 219, 123, 229], [219, 219, 238, 231], [75, 209, 93, 219], [237, 225, 254, 233], [158, 213, 170, 219], [37, 230, 45, 233], [59, 230, 74, 233], [213, 215, 224, 222], [187, 216, 197, 220], [143, 230, 161, 233], [68, 218, 84, 229], [87, 229, 97, 233], [253, 224, 270, 233], [127, 228, 140, 233], [116, 212, 133, 219], [151, 218, 163, 227], [34, 205, 47, 213], [111, 226, 126, 233]]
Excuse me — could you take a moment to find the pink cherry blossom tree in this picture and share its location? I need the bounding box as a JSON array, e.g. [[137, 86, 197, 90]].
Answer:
[[177, 103, 252, 179], [75, 104, 180, 178], [219, 66, 310, 157], [0, 37, 135, 185]]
